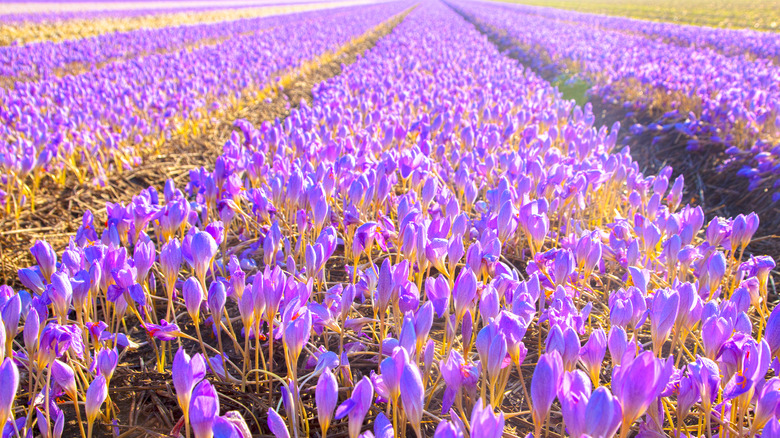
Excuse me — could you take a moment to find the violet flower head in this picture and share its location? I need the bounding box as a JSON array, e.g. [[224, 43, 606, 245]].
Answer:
[[0, 358, 19, 428], [31, 240, 57, 281], [95, 348, 119, 383], [374, 413, 394, 438], [335, 376, 374, 438], [650, 287, 679, 355], [190, 380, 220, 438], [267, 408, 290, 438], [470, 398, 504, 438], [612, 350, 669, 426], [172, 348, 207, 418], [453, 267, 478, 322], [434, 421, 464, 438], [183, 277, 205, 321], [580, 328, 606, 385], [85, 375, 108, 426], [315, 368, 338, 436], [400, 362, 425, 436], [191, 230, 218, 282], [687, 356, 720, 409], [531, 351, 563, 428], [766, 304, 780, 357], [584, 386, 622, 438]]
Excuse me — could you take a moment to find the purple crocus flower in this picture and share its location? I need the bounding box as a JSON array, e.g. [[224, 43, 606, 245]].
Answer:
[[31, 240, 57, 281], [766, 304, 780, 358], [49, 271, 73, 320], [558, 370, 591, 437], [0, 358, 19, 429], [434, 421, 464, 438], [612, 350, 669, 427], [85, 375, 108, 429], [650, 287, 679, 355], [425, 275, 451, 318], [580, 328, 606, 385], [335, 376, 374, 438], [267, 407, 290, 438], [172, 348, 207, 421], [190, 380, 220, 438], [145, 320, 181, 341], [316, 368, 338, 436], [453, 267, 477, 322], [400, 362, 425, 437], [282, 305, 312, 376], [584, 386, 622, 438], [51, 359, 77, 401], [469, 398, 504, 438], [531, 351, 563, 430], [381, 347, 408, 405], [190, 230, 218, 283], [374, 413, 394, 438], [95, 348, 119, 383]]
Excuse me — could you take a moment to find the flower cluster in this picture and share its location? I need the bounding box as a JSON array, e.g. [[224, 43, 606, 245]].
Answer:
[[452, 0, 780, 201]]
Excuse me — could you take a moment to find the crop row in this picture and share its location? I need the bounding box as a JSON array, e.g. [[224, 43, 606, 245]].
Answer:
[[0, 3, 369, 84], [0, 2, 408, 217], [453, 0, 780, 203], [0, 1, 367, 46], [489, 1, 780, 62], [489, 0, 780, 33], [2, 1, 776, 437]]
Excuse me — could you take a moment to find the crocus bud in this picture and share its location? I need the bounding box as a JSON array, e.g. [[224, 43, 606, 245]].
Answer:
[[607, 326, 628, 367], [160, 239, 182, 291], [374, 412, 393, 438], [172, 348, 207, 418], [191, 230, 218, 282], [24, 308, 41, 353], [95, 348, 119, 383], [207, 281, 227, 320], [469, 398, 504, 438], [49, 271, 73, 320], [267, 408, 290, 438], [766, 304, 780, 358], [531, 352, 563, 429], [687, 356, 720, 409], [612, 351, 668, 426], [335, 376, 374, 438], [580, 328, 606, 385], [52, 359, 77, 400], [283, 306, 312, 371], [650, 288, 679, 355], [31, 240, 57, 281], [18, 268, 45, 295], [376, 259, 393, 315], [134, 239, 155, 282], [453, 267, 477, 322], [183, 277, 204, 321], [752, 378, 780, 433], [400, 362, 424, 436], [584, 386, 622, 438], [189, 380, 219, 438], [316, 369, 338, 436], [434, 421, 464, 438], [85, 375, 108, 427], [0, 358, 19, 428]]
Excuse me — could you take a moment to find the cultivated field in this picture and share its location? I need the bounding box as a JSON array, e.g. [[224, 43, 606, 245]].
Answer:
[[0, 1, 778, 437], [492, 0, 780, 31]]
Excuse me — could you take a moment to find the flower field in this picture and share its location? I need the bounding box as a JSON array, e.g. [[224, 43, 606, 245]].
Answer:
[[0, 1, 778, 437]]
